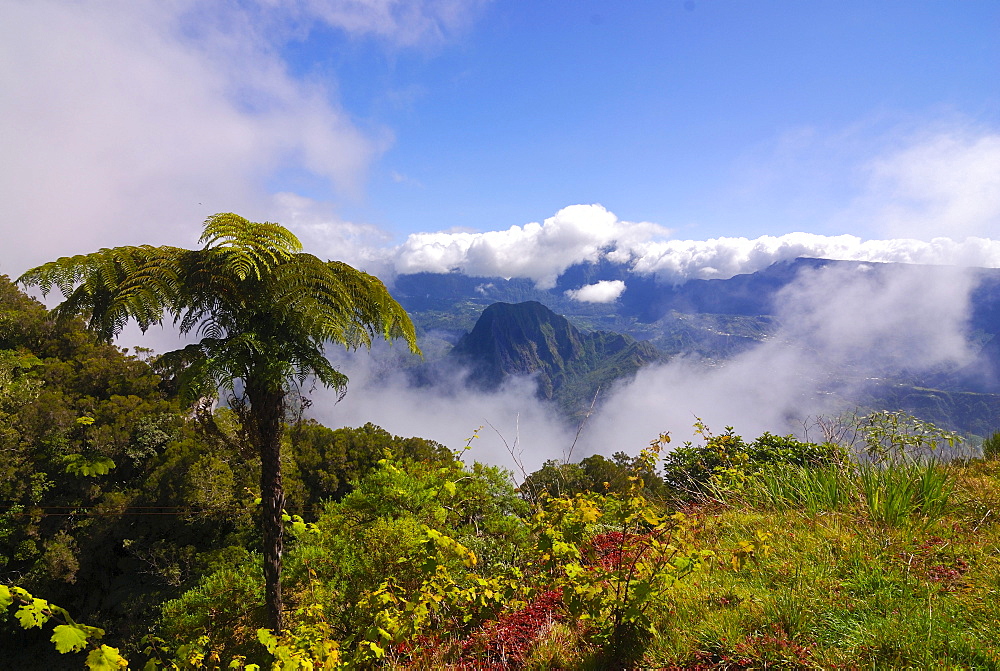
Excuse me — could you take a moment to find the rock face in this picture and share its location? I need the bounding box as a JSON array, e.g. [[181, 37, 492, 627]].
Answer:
[[449, 301, 664, 411]]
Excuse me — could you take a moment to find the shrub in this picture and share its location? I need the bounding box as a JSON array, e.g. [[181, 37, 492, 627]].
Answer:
[[659, 423, 842, 500], [982, 431, 1000, 460]]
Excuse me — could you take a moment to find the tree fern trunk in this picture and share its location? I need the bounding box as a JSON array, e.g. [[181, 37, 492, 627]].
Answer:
[[248, 383, 286, 632]]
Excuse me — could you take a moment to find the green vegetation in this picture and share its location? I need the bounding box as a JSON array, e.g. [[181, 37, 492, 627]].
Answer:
[[18, 213, 419, 631], [3, 269, 1000, 669], [984, 431, 1000, 460]]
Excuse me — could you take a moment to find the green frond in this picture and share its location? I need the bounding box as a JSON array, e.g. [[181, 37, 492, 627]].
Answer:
[[198, 213, 303, 281], [268, 257, 419, 354], [20, 213, 417, 400], [17, 246, 184, 341]]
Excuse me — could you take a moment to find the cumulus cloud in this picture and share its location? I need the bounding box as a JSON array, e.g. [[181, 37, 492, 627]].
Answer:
[[388, 203, 1000, 285], [391, 204, 670, 288], [565, 280, 626, 303], [384, 124, 1000, 286], [627, 232, 1000, 282]]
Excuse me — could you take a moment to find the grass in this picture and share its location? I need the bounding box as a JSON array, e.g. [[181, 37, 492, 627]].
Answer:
[[638, 458, 1000, 668], [395, 458, 1000, 669]]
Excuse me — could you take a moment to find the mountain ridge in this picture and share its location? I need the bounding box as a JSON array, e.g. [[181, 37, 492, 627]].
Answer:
[[449, 301, 664, 413], [394, 258, 1000, 435]]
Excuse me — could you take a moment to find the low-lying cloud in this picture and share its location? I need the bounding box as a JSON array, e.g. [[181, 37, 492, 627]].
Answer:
[[306, 258, 984, 475], [387, 204, 1000, 286], [310, 349, 574, 477], [565, 280, 626, 303], [580, 261, 978, 455]]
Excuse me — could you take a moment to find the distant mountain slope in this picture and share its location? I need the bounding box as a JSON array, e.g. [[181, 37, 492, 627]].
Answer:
[[449, 301, 664, 414], [393, 259, 1000, 435]]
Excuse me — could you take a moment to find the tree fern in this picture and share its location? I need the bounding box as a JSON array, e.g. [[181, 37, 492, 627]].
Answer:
[[19, 213, 418, 632]]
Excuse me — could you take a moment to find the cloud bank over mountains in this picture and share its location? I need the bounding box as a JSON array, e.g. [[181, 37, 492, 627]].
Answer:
[[386, 203, 1000, 286], [314, 257, 983, 474]]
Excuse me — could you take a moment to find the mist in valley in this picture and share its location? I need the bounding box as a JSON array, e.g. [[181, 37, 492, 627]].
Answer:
[[307, 260, 983, 478]]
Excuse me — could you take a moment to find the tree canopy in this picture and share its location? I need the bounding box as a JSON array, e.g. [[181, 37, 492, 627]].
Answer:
[[18, 213, 420, 631]]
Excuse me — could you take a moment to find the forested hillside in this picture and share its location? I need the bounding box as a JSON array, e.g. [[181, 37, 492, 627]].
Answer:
[[448, 301, 663, 413], [3, 274, 1000, 669], [0, 275, 448, 666]]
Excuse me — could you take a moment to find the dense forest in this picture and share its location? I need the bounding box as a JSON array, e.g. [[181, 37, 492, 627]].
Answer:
[[3, 269, 1000, 669]]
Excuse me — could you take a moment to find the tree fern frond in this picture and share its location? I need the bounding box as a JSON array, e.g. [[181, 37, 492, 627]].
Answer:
[[20, 213, 417, 388], [199, 213, 303, 281], [17, 246, 184, 341]]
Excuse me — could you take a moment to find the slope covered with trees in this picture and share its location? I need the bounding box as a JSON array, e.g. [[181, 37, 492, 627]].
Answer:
[[0, 272, 443, 666], [4, 263, 1000, 669], [18, 213, 420, 632]]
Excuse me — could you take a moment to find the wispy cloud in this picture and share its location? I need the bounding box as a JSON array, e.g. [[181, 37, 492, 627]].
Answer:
[[580, 261, 978, 453], [863, 130, 1000, 240], [0, 1, 385, 274], [266, 0, 489, 48], [0, 0, 487, 277]]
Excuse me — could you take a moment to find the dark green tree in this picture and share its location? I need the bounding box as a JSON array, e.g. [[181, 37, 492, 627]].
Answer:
[[18, 213, 419, 631]]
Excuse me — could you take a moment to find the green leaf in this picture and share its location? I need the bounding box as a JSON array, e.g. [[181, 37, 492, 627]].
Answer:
[[51, 624, 91, 653], [15, 597, 50, 628], [64, 454, 116, 477], [256, 628, 278, 653], [86, 645, 128, 670], [0, 585, 11, 610]]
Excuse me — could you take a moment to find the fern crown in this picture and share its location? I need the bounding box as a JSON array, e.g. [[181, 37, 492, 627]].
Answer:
[[18, 213, 418, 400]]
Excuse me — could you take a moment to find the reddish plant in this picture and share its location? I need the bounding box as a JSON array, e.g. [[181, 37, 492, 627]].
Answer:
[[456, 590, 564, 669]]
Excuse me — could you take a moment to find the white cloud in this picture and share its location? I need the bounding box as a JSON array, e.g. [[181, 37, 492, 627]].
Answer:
[[0, 0, 487, 278], [312, 348, 573, 476], [311, 258, 983, 468], [862, 130, 1000, 240], [270, 192, 395, 275], [628, 232, 1000, 282], [565, 280, 626, 303], [388, 204, 1000, 285], [580, 262, 978, 453], [392, 204, 670, 287]]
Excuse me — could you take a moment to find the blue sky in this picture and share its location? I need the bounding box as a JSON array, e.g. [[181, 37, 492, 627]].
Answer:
[[283, 0, 1000, 240], [2, 0, 999, 280], [4, 0, 1000, 455]]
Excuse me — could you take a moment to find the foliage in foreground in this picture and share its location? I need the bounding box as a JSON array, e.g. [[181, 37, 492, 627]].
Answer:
[[18, 212, 421, 631], [11, 413, 1000, 670], [3, 277, 999, 669]]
